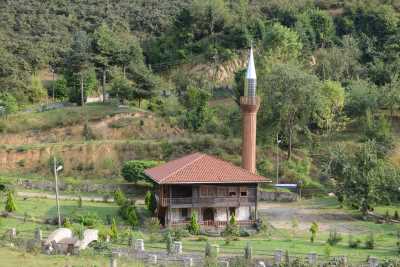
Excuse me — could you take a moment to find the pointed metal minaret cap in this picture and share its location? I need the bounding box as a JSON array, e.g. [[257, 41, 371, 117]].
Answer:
[[246, 46, 256, 80]]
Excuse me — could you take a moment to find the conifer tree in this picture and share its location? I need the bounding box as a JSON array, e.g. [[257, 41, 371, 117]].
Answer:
[[5, 191, 16, 213]]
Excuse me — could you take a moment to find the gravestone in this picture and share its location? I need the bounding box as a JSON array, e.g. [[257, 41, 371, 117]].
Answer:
[[149, 254, 157, 265], [185, 258, 193, 267], [308, 252, 317, 266], [274, 250, 283, 265], [256, 261, 266, 267], [368, 257, 379, 267], [135, 239, 144, 252], [174, 241, 183, 254], [10, 228, 16, 239]]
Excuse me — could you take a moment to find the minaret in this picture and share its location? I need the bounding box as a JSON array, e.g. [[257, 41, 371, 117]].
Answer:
[[241, 46, 260, 174]]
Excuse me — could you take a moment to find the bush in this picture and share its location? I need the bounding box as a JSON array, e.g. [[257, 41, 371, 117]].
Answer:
[[5, 190, 16, 212], [144, 191, 157, 214], [187, 212, 200, 235], [74, 212, 100, 227], [309, 222, 319, 243], [348, 234, 361, 248], [119, 201, 138, 228], [165, 231, 173, 254], [327, 229, 342, 246], [113, 188, 127, 206], [223, 215, 240, 237], [109, 218, 119, 241], [121, 160, 159, 183], [365, 233, 375, 249], [394, 210, 399, 220]]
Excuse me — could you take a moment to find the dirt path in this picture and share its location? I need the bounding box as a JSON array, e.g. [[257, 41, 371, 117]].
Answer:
[[258, 200, 359, 233]]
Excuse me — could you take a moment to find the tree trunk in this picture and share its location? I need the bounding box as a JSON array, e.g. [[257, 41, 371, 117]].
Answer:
[[123, 66, 126, 79], [80, 75, 84, 107], [102, 68, 106, 103], [288, 127, 292, 160]]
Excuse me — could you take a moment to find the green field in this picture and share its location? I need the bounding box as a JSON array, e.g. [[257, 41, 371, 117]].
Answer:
[[0, 196, 398, 265]]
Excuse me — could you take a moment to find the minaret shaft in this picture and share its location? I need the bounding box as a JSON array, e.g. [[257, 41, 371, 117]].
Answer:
[[241, 96, 260, 173]]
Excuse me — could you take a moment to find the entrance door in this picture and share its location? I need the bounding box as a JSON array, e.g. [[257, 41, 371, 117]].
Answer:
[[203, 208, 214, 221]]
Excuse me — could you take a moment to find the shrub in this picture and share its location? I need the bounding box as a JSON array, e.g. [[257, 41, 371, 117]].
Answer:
[[77, 196, 83, 208], [144, 191, 157, 214], [187, 212, 200, 235], [327, 229, 342, 246], [75, 212, 100, 227], [63, 217, 72, 228], [121, 160, 159, 183], [5, 191, 16, 212], [172, 227, 190, 241], [348, 234, 361, 248], [119, 201, 138, 228], [113, 188, 127, 206], [310, 222, 319, 243], [223, 215, 240, 237], [365, 233, 375, 249], [394, 210, 399, 220], [165, 231, 173, 254], [109, 218, 119, 241]]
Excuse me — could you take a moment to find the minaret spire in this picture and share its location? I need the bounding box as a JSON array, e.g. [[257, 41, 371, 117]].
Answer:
[[240, 45, 260, 174]]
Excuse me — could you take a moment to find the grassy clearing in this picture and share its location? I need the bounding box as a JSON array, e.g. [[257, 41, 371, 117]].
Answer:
[[11, 196, 120, 222], [0, 247, 141, 267], [0, 103, 142, 134]]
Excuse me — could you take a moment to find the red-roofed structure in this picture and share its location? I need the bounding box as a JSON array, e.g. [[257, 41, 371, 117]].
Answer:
[[145, 153, 270, 227], [145, 152, 267, 184]]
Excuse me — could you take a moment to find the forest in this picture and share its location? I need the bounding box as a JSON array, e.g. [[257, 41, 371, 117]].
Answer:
[[1, 0, 400, 213]]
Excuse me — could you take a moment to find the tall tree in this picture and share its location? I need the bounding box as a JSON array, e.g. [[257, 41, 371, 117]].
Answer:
[[64, 31, 92, 106], [259, 63, 322, 159]]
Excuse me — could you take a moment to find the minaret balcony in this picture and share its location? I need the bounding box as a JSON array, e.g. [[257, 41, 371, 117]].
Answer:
[[240, 96, 260, 112]]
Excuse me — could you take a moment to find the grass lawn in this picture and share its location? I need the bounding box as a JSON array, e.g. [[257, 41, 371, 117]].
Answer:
[[374, 204, 400, 218], [12, 196, 120, 222], [0, 247, 142, 267]]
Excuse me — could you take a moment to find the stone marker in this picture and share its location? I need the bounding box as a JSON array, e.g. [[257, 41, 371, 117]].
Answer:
[[110, 257, 117, 267], [174, 241, 183, 254], [149, 254, 157, 265], [185, 258, 193, 267], [135, 239, 144, 252], [35, 228, 42, 241], [10, 228, 16, 239], [368, 257, 379, 267], [308, 252, 317, 266], [256, 261, 266, 267], [274, 250, 283, 265]]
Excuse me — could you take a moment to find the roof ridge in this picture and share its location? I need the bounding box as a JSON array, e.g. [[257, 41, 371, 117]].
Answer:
[[158, 152, 205, 183]]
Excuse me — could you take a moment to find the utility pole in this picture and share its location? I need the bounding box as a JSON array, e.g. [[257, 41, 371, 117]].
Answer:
[[276, 133, 280, 184], [53, 156, 61, 228]]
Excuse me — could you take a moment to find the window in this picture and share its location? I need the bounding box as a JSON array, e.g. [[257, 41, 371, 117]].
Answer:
[[240, 187, 247, 196], [229, 187, 237, 196], [181, 208, 188, 218]]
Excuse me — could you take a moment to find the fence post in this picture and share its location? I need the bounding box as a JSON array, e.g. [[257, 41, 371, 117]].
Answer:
[[368, 257, 379, 267], [274, 250, 283, 265], [149, 254, 157, 265], [308, 252, 317, 266]]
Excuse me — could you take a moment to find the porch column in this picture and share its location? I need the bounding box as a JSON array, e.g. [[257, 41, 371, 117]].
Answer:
[[255, 184, 258, 220]]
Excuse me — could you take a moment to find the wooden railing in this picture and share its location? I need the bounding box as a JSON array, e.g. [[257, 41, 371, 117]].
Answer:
[[160, 196, 256, 207], [169, 220, 256, 228]]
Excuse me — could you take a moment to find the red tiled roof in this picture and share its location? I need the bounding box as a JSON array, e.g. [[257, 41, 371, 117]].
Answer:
[[144, 152, 270, 184]]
